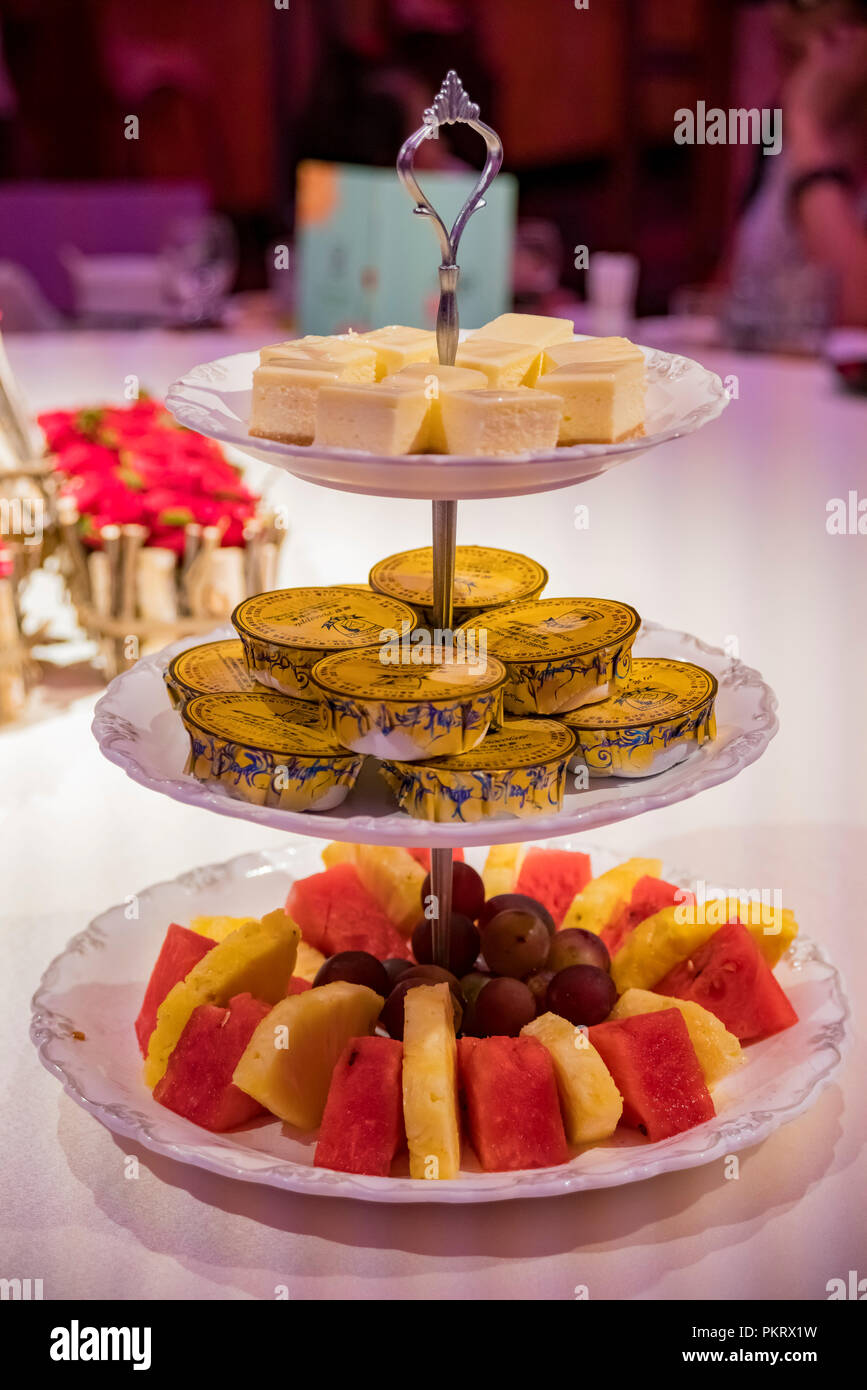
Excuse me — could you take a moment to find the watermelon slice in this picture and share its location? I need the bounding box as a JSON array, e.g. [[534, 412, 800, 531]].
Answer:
[[315, 1036, 404, 1177], [601, 876, 694, 958], [515, 848, 592, 927], [153, 992, 271, 1131], [405, 848, 464, 869], [458, 1035, 569, 1171], [653, 921, 798, 1043], [286, 863, 413, 961], [287, 976, 313, 995], [135, 923, 216, 1056], [589, 1009, 714, 1141]]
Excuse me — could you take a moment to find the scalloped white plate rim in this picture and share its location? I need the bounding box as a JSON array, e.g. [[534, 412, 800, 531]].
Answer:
[[165, 341, 730, 500], [30, 838, 849, 1205], [91, 621, 779, 850]]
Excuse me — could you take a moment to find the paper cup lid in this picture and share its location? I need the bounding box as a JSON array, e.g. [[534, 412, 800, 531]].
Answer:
[[232, 585, 417, 650], [311, 645, 508, 701], [470, 597, 640, 661], [181, 691, 348, 757], [391, 718, 577, 771], [562, 658, 717, 730], [168, 639, 256, 696], [369, 545, 547, 610]]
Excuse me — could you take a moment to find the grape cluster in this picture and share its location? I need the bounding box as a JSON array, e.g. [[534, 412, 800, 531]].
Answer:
[[310, 859, 619, 1039]]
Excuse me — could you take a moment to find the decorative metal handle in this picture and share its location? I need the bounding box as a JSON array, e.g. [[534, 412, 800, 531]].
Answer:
[[396, 70, 503, 365]]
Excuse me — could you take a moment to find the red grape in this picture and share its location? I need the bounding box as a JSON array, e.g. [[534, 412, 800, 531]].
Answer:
[[469, 977, 536, 1037], [547, 928, 611, 974], [459, 971, 492, 1009], [313, 951, 390, 998], [382, 958, 415, 990], [411, 912, 480, 976], [546, 965, 616, 1026], [480, 908, 550, 978], [525, 969, 556, 1016], [421, 861, 486, 922], [478, 892, 556, 936], [380, 971, 463, 1039]]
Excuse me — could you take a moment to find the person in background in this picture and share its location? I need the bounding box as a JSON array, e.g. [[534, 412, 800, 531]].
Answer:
[[728, 0, 867, 329]]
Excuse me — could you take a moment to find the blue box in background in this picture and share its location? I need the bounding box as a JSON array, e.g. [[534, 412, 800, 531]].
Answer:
[[296, 160, 517, 336]]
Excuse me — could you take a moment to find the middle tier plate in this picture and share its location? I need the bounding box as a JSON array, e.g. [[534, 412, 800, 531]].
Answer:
[[92, 622, 778, 849]]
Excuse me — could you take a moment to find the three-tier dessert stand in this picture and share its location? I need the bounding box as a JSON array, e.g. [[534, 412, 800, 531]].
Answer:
[[31, 73, 849, 1204]]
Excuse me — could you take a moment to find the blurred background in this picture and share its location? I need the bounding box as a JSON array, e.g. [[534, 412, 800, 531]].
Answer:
[[0, 0, 864, 340]]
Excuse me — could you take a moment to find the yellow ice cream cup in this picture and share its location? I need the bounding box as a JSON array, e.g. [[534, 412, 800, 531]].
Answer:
[[562, 657, 717, 778], [310, 643, 508, 761], [368, 545, 548, 625], [231, 584, 418, 699], [180, 691, 363, 812], [380, 718, 578, 822], [465, 597, 641, 715], [164, 638, 258, 708]]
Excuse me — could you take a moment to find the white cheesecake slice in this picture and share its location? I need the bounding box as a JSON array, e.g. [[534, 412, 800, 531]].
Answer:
[[381, 363, 486, 452], [535, 337, 646, 444], [314, 379, 430, 455], [455, 337, 542, 388], [475, 312, 575, 348], [355, 325, 437, 379], [440, 387, 562, 456]]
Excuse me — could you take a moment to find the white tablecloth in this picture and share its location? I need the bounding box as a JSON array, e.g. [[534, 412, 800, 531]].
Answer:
[[2, 331, 865, 1300]]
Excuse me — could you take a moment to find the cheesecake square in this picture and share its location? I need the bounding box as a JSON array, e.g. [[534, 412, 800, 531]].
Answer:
[[355, 325, 437, 379], [455, 337, 542, 388], [440, 387, 562, 456], [249, 357, 353, 445], [475, 312, 575, 348], [314, 380, 430, 455], [382, 363, 486, 452], [536, 358, 645, 445], [259, 336, 377, 383], [540, 335, 644, 374]]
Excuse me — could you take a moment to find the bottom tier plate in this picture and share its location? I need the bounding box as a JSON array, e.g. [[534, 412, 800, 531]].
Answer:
[[31, 839, 848, 1205]]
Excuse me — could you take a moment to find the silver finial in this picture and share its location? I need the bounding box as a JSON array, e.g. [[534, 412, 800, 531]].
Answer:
[[423, 70, 480, 130], [396, 70, 503, 365]]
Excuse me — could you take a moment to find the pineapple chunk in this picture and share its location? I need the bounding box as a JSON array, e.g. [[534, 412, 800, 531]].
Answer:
[[609, 988, 744, 1089], [481, 843, 525, 899], [189, 914, 255, 942], [233, 981, 383, 1129], [321, 842, 425, 936], [321, 842, 354, 868], [560, 858, 663, 934], [144, 909, 300, 1088], [522, 1012, 622, 1144], [402, 983, 461, 1179], [611, 900, 799, 993], [293, 939, 327, 984]]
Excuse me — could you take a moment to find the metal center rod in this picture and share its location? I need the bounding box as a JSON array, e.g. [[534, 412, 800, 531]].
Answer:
[[395, 71, 502, 974], [429, 496, 457, 969]]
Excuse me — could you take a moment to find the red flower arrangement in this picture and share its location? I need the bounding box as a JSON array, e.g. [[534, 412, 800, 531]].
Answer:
[[39, 395, 260, 556]]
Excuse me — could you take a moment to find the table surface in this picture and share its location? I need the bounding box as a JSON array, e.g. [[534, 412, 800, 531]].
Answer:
[[2, 330, 865, 1301]]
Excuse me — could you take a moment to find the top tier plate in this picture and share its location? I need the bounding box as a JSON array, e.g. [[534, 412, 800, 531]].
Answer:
[[165, 342, 729, 501]]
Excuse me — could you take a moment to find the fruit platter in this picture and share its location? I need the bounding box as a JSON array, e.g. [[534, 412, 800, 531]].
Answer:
[[31, 838, 849, 1204]]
